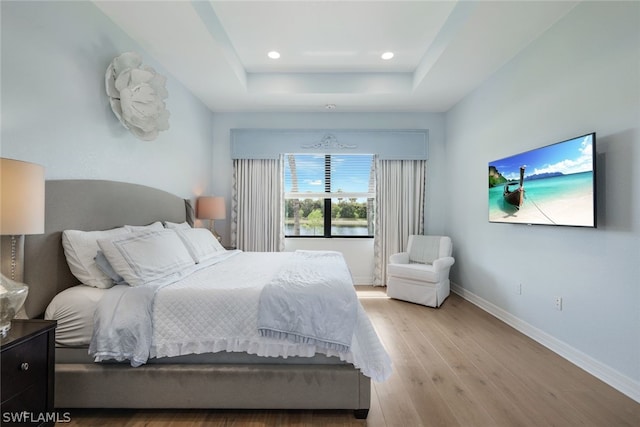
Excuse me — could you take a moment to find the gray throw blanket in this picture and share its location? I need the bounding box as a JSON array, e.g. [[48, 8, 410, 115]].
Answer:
[[257, 250, 358, 353], [88, 283, 160, 367]]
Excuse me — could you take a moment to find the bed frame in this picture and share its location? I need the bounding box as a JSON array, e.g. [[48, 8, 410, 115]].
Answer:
[[22, 180, 370, 418]]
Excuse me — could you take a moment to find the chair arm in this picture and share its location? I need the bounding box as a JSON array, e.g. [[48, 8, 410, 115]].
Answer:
[[433, 256, 455, 271], [389, 252, 409, 264]]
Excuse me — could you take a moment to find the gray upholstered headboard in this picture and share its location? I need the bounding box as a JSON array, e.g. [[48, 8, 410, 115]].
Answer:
[[23, 180, 194, 318]]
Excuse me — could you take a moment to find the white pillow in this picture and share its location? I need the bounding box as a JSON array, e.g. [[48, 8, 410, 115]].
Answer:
[[174, 228, 225, 264], [124, 221, 164, 232], [62, 227, 131, 288], [44, 285, 107, 346], [164, 221, 191, 230], [97, 230, 195, 287]]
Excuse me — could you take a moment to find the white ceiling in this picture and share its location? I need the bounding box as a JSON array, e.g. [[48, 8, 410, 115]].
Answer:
[[93, 1, 579, 113]]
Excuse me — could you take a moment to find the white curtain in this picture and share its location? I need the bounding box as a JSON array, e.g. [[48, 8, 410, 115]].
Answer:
[[231, 157, 284, 252], [373, 159, 426, 285]]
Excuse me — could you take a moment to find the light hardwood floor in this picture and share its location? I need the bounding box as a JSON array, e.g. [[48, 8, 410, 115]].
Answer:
[[58, 288, 639, 426]]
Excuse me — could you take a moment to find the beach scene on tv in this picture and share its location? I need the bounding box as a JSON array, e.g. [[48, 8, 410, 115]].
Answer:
[[488, 133, 595, 227]]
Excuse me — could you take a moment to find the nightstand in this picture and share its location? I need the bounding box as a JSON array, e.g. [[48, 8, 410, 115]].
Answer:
[[1, 319, 56, 427]]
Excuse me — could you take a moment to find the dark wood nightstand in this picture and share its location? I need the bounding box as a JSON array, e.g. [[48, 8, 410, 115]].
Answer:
[[1, 319, 56, 427]]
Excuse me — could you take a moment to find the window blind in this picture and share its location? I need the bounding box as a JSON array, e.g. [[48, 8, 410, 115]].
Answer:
[[284, 154, 375, 199]]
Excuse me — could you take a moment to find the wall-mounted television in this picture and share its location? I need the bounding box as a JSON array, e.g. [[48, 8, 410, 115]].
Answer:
[[488, 132, 596, 227]]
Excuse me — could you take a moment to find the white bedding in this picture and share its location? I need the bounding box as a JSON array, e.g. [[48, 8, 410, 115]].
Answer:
[[90, 251, 392, 382]]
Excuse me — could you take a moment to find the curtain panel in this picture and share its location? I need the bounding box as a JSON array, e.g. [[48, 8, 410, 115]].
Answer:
[[231, 158, 284, 252], [373, 159, 426, 286]]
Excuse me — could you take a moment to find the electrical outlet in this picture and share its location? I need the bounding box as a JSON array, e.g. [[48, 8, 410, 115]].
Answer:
[[554, 296, 563, 311]]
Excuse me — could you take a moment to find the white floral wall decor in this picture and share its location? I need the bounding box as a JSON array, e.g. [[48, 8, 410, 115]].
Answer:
[[105, 52, 170, 141]]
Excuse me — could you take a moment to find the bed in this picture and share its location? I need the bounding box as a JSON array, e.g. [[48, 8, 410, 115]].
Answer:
[[23, 180, 390, 419]]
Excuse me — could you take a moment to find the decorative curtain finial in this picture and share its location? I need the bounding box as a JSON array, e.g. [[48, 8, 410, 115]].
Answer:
[[105, 52, 170, 141]]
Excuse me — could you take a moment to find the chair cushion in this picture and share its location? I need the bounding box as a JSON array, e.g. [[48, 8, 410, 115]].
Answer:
[[408, 235, 442, 264], [387, 262, 439, 283]]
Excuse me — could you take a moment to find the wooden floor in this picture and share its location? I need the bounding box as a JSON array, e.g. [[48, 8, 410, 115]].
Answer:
[[59, 288, 639, 426]]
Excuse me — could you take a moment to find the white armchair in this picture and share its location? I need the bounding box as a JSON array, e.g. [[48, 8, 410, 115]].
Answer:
[[386, 235, 455, 308]]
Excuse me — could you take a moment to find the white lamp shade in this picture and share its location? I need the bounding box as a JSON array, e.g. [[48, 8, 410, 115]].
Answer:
[[1, 158, 45, 235], [196, 196, 226, 220]]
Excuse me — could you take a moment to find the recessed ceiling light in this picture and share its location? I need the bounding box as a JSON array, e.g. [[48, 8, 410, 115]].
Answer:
[[268, 51, 281, 59], [381, 52, 394, 60]]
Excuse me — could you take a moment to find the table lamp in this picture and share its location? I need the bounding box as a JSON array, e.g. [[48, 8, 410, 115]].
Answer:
[[0, 158, 45, 336], [196, 196, 225, 242]]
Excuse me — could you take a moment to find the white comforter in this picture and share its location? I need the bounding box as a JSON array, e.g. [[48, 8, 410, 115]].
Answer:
[[89, 251, 392, 382]]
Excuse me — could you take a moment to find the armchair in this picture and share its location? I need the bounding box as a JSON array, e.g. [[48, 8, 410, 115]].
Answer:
[[386, 235, 455, 308]]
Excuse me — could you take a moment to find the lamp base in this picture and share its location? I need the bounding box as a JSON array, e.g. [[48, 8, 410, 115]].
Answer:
[[207, 220, 222, 243], [0, 273, 29, 337], [0, 323, 10, 337], [1, 235, 25, 283]]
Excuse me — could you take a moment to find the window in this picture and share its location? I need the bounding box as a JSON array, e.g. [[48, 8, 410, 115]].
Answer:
[[284, 154, 375, 237]]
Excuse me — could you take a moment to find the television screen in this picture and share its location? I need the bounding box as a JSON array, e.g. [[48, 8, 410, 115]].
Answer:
[[488, 133, 596, 227]]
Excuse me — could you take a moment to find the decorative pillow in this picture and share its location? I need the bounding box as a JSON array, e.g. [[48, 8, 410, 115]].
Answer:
[[124, 221, 164, 232], [174, 228, 225, 264], [44, 285, 107, 346], [97, 230, 195, 287], [94, 251, 128, 286], [62, 227, 131, 288], [164, 221, 191, 230]]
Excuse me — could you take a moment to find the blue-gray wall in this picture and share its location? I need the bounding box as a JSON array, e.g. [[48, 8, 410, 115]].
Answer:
[[1, 1, 213, 199], [445, 1, 639, 399]]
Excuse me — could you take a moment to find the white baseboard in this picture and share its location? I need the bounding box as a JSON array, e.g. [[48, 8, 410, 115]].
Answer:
[[451, 282, 640, 403], [352, 276, 374, 286]]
